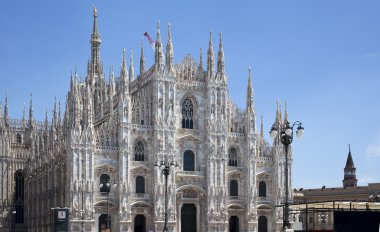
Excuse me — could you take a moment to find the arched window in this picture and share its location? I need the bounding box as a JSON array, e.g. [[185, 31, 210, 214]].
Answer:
[[134, 140, 145, 161], [259, 181, 266, 197], [14, 171, 24, 224], [100, 174, 110, 193], [16, 133, 22, 144], [136, 176, 145, 194], [230, 180, 238, 197], [182, 97, 194, 129], [183, 150, 195, 171], [258, 216, 268, 232], [228, 147, 238, 166]]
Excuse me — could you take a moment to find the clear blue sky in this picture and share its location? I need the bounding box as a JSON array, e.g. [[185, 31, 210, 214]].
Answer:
[[0, 1, 379, 189]]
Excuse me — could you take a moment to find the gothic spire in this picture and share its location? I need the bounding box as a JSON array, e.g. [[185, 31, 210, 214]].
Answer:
[[217, 32, 225, 79], [74, 85, 81, 127], [121, 48, 127, 78], [155, 21, 163, 71], [140, 39, 145, 75], [343, 144, 357, 187], [109, 66, 115, 114], [58, 101, 62, 127], [283, 100, 288, 124], [345, 144, 355, 169], [22, 103, 26, 129], [119, 48, 129, 97], [70, 72, 74, 92], [44, 107, 49, 133], [28, 93, 34, 129], [197, 47, 203, 80], [0, 101, 3, 129], [260, 115, 264, 146], [275, 100, 280, 123], [166, 22, 174, 72], [90, 5, 102, 85], [129, 48, 134, 82], [246, 66, 254, 112], [199, 47, 203, 71], [53, 97, 57, 130], [109, 65, 115, 96], [4, 92, 9, 129], [51, 101, 57, 142], [207, 31, 215, 80], [56, 101, 62, 141]]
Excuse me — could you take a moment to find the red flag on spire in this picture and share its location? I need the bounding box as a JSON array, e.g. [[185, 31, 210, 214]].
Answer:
[[144, 32, 155, 50]]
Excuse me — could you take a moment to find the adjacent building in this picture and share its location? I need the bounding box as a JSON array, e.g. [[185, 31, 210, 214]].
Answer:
[[292, 147, 380, 231], [0, 8, 294, 232]]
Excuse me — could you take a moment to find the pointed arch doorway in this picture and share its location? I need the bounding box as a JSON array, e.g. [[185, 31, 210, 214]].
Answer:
[[258, 216, 268, 232], [229, 216, 239, 232], [134, 214, 146, 232], [99, 214, 111, 232], [181, 204, 196, 232]]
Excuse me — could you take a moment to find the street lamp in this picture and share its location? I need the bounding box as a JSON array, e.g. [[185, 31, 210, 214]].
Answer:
[[155, 160, 178, 232], [270, 120, 304, 230], [99, 178, 117, 231]]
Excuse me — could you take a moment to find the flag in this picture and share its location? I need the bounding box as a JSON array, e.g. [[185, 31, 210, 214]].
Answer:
[[144, 32, 155, 50]]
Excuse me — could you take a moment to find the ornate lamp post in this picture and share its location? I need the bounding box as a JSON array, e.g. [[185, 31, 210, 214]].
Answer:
[[155, 160, 178, 232], [270, 121, 304, 230], [99, 179, 117, 231]]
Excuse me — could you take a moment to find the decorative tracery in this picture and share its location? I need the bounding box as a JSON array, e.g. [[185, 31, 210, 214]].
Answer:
[[16, 133, 22, 144], [228, 147, 238, 166], [182, 97, 194, 129], [134, 140, 145, 161]]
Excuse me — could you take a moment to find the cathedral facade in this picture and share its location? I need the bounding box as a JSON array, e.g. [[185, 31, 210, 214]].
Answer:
[[0, 8, 293, 232]]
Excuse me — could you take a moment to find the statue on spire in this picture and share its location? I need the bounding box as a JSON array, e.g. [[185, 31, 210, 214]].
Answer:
[[93, 5, 97, 17]]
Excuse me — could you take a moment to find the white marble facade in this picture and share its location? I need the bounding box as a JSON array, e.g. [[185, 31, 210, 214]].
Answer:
[[0, 8, 293, 232]]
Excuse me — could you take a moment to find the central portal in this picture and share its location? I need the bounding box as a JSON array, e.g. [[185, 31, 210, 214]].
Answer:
[[181, 204, 196, 232], [134, 214, 146, 232], [99, 214, 111, 232]]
